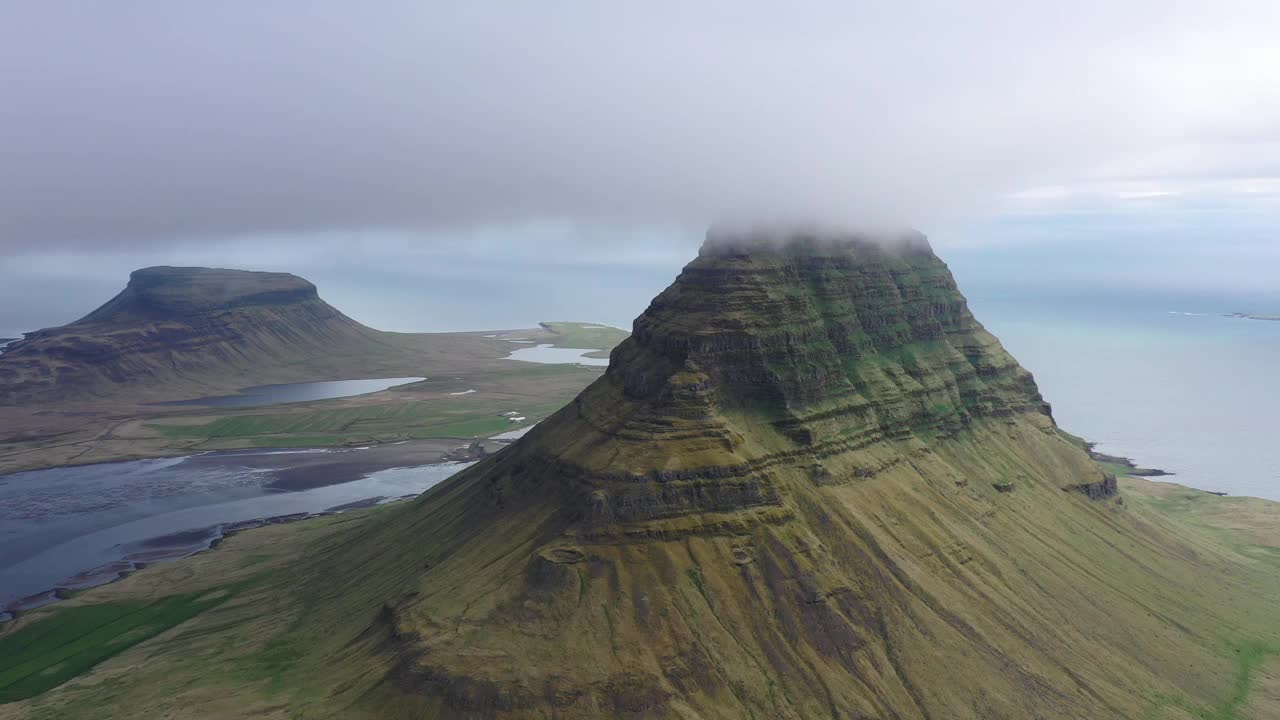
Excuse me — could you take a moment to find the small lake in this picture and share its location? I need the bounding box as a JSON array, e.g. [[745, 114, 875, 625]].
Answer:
[[505, 344, 609, 366], [0, 449, 471, 610], [157, 376, 426, 408]]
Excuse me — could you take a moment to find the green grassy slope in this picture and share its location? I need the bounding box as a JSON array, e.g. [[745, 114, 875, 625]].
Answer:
[[0, 587, 249, 703]]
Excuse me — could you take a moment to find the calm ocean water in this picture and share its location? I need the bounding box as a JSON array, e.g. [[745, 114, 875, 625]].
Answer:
[[968, 292, 1280, 500]]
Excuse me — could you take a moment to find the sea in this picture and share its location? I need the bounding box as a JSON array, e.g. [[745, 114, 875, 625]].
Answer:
[[967, 291, 1280, 500]]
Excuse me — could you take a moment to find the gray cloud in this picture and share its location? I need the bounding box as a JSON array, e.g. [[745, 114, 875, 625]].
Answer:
[[4, 1, 1280, 252]]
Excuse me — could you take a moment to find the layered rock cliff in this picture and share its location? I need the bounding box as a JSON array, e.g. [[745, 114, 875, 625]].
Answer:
[[250, 229, 1229, 720], [530, 229, 1061, 535], [0, 266, 403, 404]]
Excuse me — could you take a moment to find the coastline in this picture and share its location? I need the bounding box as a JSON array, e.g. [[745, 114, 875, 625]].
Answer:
[[1083, 441, 1241, 497], [1084, 443, 1172, 477]]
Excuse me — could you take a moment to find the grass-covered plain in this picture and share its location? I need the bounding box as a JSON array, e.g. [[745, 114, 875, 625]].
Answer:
[[538, 321, 629, 357], [146, 364, 593, 449]]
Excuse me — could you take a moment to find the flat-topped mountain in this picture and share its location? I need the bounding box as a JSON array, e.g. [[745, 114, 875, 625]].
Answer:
[[72, 266, 326, 325], [0, 266, 409, 404]]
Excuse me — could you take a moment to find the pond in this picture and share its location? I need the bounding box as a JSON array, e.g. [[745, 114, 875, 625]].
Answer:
[[156, 376, 426, 408]]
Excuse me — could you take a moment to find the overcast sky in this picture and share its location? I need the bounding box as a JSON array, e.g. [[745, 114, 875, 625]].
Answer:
[[2, 2, 1279, 334]]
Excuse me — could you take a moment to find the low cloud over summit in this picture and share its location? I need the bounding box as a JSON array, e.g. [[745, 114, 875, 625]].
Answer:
[[4, 1, 1280, 250]]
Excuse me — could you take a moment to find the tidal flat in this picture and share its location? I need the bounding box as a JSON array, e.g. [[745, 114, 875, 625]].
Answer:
[[0, 443, 479, 611]]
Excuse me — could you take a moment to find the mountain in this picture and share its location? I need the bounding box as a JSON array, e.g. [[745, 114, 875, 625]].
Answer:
[[243, 229, 1270, 718], [0, 266, 414, 404], [5, 231, 1279, 718]]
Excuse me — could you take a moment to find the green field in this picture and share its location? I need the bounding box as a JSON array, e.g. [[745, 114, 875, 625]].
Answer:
[[147, 364, 599, 448], [0, 588, 243, 703], [151, 397, 569, 447], [540, 321, 629, 354]]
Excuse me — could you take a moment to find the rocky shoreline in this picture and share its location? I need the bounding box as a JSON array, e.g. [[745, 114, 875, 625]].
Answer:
[[1083, 442, 1233, 496], [1084, 443, 1172, 477]]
